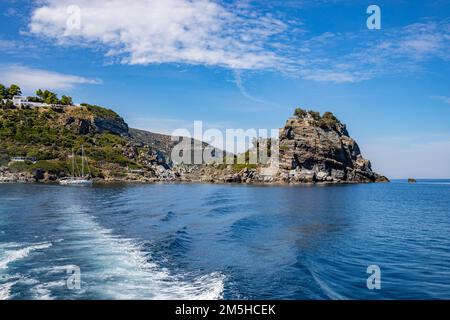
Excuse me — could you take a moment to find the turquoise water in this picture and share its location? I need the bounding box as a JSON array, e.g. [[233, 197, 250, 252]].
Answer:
[[0, 180, 449, 300]]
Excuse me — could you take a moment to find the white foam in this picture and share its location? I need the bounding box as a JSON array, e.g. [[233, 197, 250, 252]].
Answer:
[[311, 271, 346, 300], [0, 242, 52, 270], [30, 282, 58, 300], [0, 282, 15, 300], [58, 206, 225, 300]]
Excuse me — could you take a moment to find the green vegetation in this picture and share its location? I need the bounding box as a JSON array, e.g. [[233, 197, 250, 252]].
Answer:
[[7, 84, 22, 99], [315, 111, 339, 129], [0, 106, 136, 178], [81, 103, 120, 119], [0, 84, 6, 100], [31, 89, 74, 105], [294, 108, 307, 118], [0, 84, 22, 101], [60, 95, 73, 106], [293, 108, 340, 130], [231, 150, 257, 173], [37, 89, 58, 104], [231, 163, 257, 172], [0, 83, 147, 180], [0, 100, 14, 109], [309, 111, 321, 121], [0, 84, 75, 106], [293, 107, 320, 120], [9, 160, 69, 175]]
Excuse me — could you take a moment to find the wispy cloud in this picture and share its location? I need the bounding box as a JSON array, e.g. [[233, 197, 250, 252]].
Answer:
[[26, 1, 450, 83], [28, 0, 287, 70], [289, 20, 450, 83], [0, 64, 102, 93], [431, 95, 450, 105], [231, 69, 279, 106]]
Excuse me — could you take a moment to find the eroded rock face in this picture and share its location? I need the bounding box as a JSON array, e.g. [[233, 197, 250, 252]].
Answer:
[[93, 117, 129, 136], [65, 117, 94, 135], [63, 108, 129, 136], [278, 111, 388, 183]]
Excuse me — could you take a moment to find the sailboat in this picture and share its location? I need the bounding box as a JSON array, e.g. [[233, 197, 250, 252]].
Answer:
[[59, 145, 93, 186]]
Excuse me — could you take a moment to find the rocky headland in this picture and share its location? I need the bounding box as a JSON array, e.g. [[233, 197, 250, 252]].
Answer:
[[0, 100, 388, 184], [276, 109, 388, 183]]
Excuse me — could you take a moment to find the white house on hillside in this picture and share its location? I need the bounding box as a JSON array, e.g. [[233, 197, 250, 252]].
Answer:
[[10, 96, 80, 108], [12, 95, 49, 108]]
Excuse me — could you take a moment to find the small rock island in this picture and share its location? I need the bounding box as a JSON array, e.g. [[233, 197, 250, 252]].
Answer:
[[277, 109, 388, 183]]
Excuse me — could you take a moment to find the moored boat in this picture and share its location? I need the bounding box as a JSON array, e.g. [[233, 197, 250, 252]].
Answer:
[[59, 145, 93, 186]]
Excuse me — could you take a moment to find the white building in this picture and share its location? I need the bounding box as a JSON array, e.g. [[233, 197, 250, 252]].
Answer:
[[6, 95, 78, 109], [12, 95, 27, 107], [10, 157, 37, 164], [12, 95, 51, 108]]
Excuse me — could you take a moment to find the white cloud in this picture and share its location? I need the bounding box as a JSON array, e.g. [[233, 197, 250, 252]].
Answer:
[[300, 69, 368, 83], [431, 95, 450, 105], [29, 0, 286, 70], [0, 65, 101, 93], [27, 1, 450, 84], [290, 21, 450, 83], [232, 70, 272, 105]]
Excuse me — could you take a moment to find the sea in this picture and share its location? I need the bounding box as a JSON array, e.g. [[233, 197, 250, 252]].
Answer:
[[1, 180, 449, 300]]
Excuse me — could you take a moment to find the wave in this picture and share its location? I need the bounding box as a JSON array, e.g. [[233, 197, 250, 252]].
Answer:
[[311, 271, 346, 300], [0, 242, 52, 300], [0, 242, 52, 270], [50, 205, 225, 300], [0, 282, 15, 300]]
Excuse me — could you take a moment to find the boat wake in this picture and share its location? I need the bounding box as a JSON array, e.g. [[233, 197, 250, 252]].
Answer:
[[0, 242, 52, 270], [36, 205, 226, 300], [0, 282, 15, 300], [0, 242, 52, 299]]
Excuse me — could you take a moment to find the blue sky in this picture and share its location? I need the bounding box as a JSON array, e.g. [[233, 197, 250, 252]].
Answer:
[[1, 0, 450, 178]]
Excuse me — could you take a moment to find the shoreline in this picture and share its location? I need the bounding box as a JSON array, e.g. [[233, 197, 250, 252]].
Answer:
[[0, 176, 389, 186]]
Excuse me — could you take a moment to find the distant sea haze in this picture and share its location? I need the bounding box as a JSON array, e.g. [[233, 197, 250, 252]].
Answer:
[[1, 180, 450, 299]]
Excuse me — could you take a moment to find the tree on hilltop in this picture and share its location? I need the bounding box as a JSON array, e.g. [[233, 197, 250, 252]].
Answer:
[[7, 84, 22, 99], [294, 108, 307, 118], [0, 84, 6, 100], [60, 95, 73, 106]]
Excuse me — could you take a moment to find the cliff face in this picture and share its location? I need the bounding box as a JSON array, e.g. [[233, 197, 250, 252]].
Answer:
[[62, 104, 129, 136], [278, 110, 388, 183]]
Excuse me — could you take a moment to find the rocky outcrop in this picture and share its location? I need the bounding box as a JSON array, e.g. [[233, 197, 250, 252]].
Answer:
[[93, 116, 129, 136], [278, 109, 388, 183], [129, 128, 220, 164], [63, 107, 129, 136], [65, 117, 94, 135], [0, 102, 387, 185], [129, 128, 176, 161], [171, 109, 388, 185], [0, 166, 35, 183]]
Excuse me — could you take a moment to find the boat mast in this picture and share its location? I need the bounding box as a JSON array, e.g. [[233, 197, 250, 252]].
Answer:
[[81, 145, 84, 178], [72, 148, 75, 178]]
